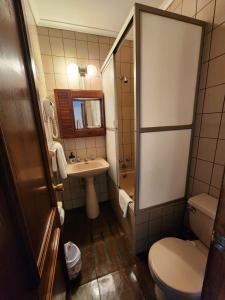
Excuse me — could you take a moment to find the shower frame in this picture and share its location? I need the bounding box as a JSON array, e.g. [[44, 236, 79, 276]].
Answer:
[[101, 3, 205, 215]]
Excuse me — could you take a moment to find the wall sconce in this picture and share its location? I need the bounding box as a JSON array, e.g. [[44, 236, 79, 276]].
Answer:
[[67, 63, 97, 78], [78, 66, 87, 77], [87, 65, 97, 77], [67, 63, 79, 77]]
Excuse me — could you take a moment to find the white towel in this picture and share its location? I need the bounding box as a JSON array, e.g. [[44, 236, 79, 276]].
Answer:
[[52, 153, 57, 172], [119, 189, 133, 218], [57, 201, 65, 225], [58, 206, 65, 225], [51, 142, 67, 179], [57, 201, 63, 209]]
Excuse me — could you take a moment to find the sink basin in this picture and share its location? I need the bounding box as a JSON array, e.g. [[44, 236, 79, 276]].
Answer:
[[66, 158, 109, 219], [67, 158, 109, 178]]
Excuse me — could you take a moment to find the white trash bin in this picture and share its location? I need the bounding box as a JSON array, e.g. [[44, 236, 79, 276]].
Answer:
[[64, 242, 82, 280]]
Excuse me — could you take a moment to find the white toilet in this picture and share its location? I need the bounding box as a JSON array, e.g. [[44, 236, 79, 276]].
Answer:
[[148, 193, 218, 300]]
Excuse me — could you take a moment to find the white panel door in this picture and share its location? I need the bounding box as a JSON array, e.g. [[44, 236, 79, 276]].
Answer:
[[140, 12, 202, 128], [102, 55, 117, 129], [102, 55, 118, 184], [139, 130, 191, 209], [106, 129, 118, 184]]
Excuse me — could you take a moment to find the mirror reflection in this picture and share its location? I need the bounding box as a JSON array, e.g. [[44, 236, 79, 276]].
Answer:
[[73, 98, 101, 129]]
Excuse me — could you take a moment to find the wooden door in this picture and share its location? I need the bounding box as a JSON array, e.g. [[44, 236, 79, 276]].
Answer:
[[0, 152, 37, 299], [201, 171, 225, 300], [0, 0, 66, 298]]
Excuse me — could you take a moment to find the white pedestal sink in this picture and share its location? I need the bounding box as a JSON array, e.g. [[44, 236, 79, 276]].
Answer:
[[66, 158, 109, 219]]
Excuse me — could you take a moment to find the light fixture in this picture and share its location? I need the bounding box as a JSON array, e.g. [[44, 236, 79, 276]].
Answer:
[[67, 63, 79, 78], [67, 63, 97, 78], [87, 64, 97, 77], [78, 66, 87, 77]]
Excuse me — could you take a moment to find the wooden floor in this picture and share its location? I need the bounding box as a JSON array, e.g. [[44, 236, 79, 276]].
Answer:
[[64, 202, 156, 300]]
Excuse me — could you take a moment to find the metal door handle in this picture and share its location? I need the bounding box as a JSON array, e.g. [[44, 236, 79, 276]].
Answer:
[[52, 183, 64, 192], [212, 231, 225, 252]]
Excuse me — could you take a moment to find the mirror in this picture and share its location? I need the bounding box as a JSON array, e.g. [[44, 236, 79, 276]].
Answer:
[[73, 98, 101, 129], [54, 89, 105, 138]]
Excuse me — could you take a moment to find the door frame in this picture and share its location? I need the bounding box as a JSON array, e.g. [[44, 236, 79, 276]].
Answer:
[[15, 0, 60, 277], [15, 0, 55, 204], [0, 0, 59, 286]]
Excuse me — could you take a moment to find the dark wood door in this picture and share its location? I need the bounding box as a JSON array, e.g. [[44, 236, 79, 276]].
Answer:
[[0, 156, 37, 300], [0, 0, 67, 298], [201, 172, 225, 300]]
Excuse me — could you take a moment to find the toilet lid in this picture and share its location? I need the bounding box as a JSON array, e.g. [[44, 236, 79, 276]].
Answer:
[[148, 238, 208, 296]]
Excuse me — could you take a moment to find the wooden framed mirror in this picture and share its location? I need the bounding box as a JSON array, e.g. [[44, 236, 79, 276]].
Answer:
[[54, 89, 105, 138]]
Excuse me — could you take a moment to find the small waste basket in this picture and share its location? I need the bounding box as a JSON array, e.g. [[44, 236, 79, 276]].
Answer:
[[64, 242, 82, 280]]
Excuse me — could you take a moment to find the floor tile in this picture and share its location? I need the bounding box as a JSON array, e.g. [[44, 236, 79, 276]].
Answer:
[[97, 270, 144, 300], [79, 245, 96, 285], [64, 203, 156, 300], [71, 280, 100, 300], [94, 239, 118, 278]]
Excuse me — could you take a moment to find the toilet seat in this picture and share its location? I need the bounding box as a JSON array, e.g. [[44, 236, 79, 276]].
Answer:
[[148, 237, 208, 298]]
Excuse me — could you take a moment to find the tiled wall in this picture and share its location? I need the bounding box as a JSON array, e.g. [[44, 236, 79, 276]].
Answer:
[[115, 40, 135, 170], [62, 136, 106, 161], [37, 26, 115, 156], [37, 27, 114, 209], [62, 171, 108, 210], [167, 0, 225, 200], [61, 136, 108, 209], [135, 201, 185, 253], [21, 0, 54, 145]]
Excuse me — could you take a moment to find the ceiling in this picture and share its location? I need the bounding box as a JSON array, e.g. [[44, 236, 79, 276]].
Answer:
[[29, 0, 171, 37]]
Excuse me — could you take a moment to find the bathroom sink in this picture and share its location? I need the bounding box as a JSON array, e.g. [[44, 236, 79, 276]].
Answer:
[[67, 158, 109, 178], [67, 158, 109, 220]]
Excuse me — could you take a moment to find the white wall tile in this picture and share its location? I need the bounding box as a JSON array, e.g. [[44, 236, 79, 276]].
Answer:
[[64, 39, 76, 57], [53, 56, 66, 74], [88, 42, 100, 59], [39, 35, 51, 55], [76, 41, 88, 58], [50, 37, 64, 56]]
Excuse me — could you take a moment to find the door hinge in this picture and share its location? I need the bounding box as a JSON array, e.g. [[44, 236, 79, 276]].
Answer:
[[52, 183, 64, 192]]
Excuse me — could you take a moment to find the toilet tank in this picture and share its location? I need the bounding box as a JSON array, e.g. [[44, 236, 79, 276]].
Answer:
[[188, 193, 218, 247]]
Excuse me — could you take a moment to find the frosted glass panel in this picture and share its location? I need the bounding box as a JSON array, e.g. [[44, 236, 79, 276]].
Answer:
[[102, 56, 117, 129], [139, 130, 191, 209], [103, 55, 118, 185], [140, 12, 202, 127], [106, 129, 118, 184]]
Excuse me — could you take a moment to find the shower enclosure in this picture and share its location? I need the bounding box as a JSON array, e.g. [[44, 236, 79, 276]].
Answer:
[[101, 3, 205, 253]]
